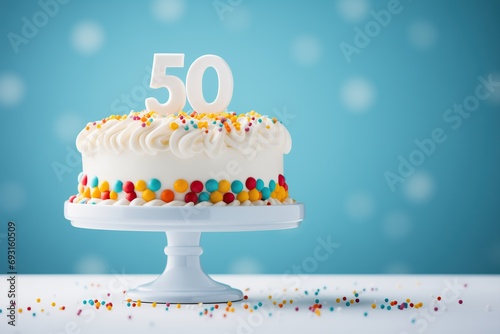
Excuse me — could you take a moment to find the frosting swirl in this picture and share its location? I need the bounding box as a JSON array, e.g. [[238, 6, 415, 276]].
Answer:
[[77, 110, 291, 159]]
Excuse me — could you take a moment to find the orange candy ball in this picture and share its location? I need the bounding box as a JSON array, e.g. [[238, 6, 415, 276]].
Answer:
[[161, 189, 175, 203]]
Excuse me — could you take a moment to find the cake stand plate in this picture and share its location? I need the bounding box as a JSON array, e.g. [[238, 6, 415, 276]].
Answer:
[[64, 202, 304, 303]]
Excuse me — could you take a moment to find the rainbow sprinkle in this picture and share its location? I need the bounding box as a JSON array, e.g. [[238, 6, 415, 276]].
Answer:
[[84, 110, 280, 135]]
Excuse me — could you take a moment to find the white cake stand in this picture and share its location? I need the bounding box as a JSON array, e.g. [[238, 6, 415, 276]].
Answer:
[[64, 201, 304, 303]]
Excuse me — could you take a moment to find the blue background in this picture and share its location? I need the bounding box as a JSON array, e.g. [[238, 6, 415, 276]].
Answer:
[[0, 0, 499, 275]]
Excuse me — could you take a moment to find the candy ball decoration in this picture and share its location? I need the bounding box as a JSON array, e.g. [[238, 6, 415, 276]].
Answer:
[[210, 191, 223, 203], [205, 179, 218, 192], [161, 190, 175, 203], [125, 192, 137, 201], [135, 180, 147, 192], [190, 180, 204, 193], [278, 174, 285, 186], [199, 192, 210, 202], [185, 192, 198, 204], [269, 180, 276, 192], [218, 180, 231, 193], [123, 181, 135, 193], [174, 179, 189, 193], [113, 180, 123, 193], [246, 177, 256, 190], [231, 180, 243, 194], [223, 192, 235, 204], [148, 178, 161, 192]]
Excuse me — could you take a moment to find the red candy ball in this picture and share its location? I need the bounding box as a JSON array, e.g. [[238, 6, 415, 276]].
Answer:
[[123, 181, 134, 193], [69, 195, 76, 203], [278, 174, 285, 186], [184, 192, 198, 204], [125, 192, 137, 201], [81, 174, 88, 186], [223, 192, 235, 204], [284, 183, 288, 191], [190, 180, 203, 193], [101, 191, 110, 200], [245, 177, 256, 190]]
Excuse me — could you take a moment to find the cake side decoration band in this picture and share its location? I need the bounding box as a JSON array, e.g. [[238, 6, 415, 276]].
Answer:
[[69, 173, 292, 206]]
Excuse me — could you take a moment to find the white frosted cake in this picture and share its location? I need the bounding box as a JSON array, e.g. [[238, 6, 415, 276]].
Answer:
[[69, 110, 293, 206]]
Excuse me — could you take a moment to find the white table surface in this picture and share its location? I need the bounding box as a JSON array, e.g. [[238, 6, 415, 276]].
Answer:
[[1, 274, 499, 334]]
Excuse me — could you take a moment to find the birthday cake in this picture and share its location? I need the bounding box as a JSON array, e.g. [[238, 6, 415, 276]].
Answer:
[[68, 110, 293, 206]]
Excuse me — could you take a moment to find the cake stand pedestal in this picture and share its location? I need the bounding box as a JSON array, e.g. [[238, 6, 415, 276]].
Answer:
[[64, 202, 304, 303]]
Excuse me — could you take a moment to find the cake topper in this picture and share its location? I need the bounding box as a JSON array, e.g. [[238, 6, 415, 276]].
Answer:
[[145, 54, 234, 114]]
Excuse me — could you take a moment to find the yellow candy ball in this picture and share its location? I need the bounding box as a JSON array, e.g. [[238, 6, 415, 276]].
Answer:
[[83, 187, 90, 198], [210, 191, 223, 203], [270, 191, 277, 199], [78, 184, 84, 194], [99, 181, 109, 192], [249, 189, 260, 202], [135, 180, 147, 192], [174, 179, 188, 193], [109, 191, 118, 200], [142, 189, 155, 202], [218, 180, 230, 193], [91, 187, 101, 199], [170, 122, 179, 130], [237, 191, 249, 202]]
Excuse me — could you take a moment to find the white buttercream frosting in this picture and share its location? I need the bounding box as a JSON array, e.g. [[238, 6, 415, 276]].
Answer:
[[76, 110, 291, 160]]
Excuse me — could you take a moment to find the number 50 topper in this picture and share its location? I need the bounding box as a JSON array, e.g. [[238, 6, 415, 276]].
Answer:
[[145, 54, 234, 114]]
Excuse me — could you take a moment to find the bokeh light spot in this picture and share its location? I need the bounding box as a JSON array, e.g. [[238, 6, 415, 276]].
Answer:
[[403, 171, 435, 203], [152, 0, 186, 23], [489, 241, 500, 266], [345, 191, 375, 222], [382, 211, 412, 240], [222, 6, 251, 32], [291, 35, 323, 67], [71, 21, 105, 55], [336, 0, 370, 22], [229, 257, 263, 274], [0, 181, 27, 212], [0, 73, 25, 108], [74, 254, 108, 274], [384, 262, 412, 274], [341, 77, 375, 112], [408, 20, 438, 50], [54, 112, 85, 141]]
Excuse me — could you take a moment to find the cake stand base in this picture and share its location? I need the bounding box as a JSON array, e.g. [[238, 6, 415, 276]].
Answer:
[[64, 202, 304, 304], [126, 231, 243, 303]]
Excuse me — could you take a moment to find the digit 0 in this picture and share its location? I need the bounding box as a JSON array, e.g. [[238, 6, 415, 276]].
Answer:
[[186, 55, 233, 113]]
